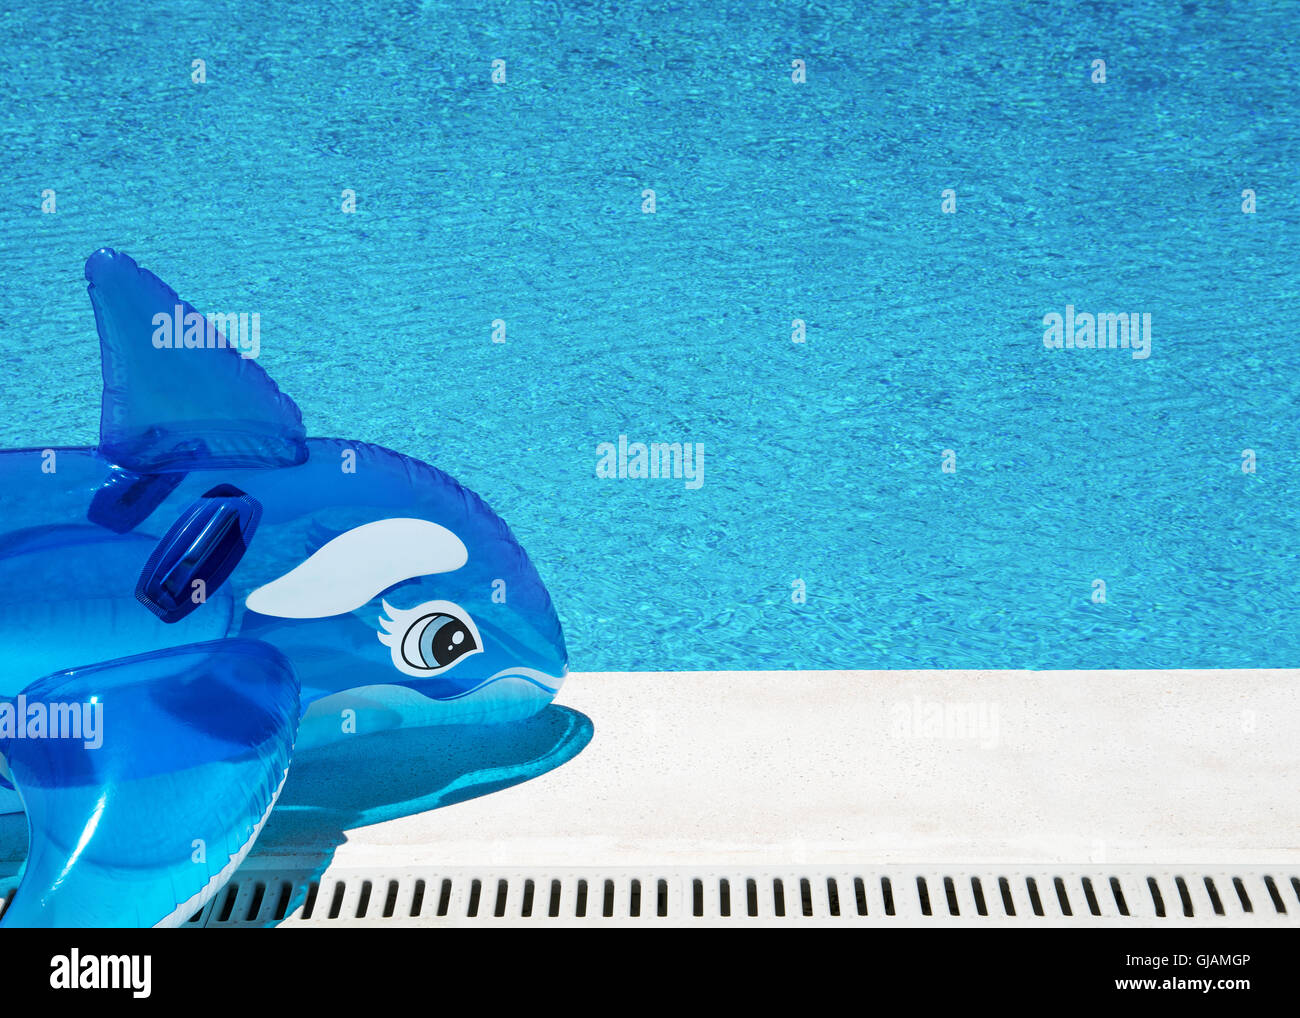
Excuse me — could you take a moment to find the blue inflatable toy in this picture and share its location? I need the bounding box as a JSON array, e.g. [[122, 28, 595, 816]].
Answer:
[[0, 250, 568, 926]]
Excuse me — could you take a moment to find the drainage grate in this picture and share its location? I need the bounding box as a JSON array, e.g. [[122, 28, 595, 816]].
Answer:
[[177, 866, 1300, 927]]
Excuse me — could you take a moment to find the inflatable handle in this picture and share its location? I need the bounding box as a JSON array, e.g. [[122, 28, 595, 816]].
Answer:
[[135, 484, 261, 623], [87, 466, 187, 534]]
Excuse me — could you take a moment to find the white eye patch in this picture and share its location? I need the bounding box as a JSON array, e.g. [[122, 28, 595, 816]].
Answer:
[[245, 518, 468, 619]]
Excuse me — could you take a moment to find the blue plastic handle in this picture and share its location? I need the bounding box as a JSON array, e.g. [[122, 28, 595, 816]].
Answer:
[[134, 484, 261, 623], [87, 467, 186, 534]]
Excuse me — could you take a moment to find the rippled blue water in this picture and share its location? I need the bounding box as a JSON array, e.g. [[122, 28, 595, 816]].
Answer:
[[1, 1, 1297, 671]]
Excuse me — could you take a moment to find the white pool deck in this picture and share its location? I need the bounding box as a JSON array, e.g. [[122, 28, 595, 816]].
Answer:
[[0, 667, 1295, 875], [260, 668, 1299, 869]]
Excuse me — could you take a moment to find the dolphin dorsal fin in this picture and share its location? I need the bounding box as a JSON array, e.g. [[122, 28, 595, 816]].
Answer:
[[86, 249, 307, 472]]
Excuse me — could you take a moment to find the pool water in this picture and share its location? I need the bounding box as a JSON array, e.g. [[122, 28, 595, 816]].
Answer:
[[1, 1, 1297, 671]]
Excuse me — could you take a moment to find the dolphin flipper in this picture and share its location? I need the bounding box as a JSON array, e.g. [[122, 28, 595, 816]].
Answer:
[[0, 640, 298, 927]]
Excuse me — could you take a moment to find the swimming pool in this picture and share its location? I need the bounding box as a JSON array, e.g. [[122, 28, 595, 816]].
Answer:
[[1, 0, 1297, 671]]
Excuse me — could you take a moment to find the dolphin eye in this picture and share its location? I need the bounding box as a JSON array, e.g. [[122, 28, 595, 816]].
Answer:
[[405, 613, 476, 669], [378, 600, 482, 678]]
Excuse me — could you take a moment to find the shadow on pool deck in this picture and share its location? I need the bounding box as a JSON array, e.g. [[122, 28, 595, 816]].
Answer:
[[241, 703, 594, 924]]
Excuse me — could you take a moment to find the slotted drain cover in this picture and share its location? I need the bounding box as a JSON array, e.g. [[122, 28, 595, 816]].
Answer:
[[176, 866, 1300, 927]]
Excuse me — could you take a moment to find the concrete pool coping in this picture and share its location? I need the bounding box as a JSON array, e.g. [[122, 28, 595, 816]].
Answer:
[[0, 668, 1294, 874], [251, 667, 1300, 869]]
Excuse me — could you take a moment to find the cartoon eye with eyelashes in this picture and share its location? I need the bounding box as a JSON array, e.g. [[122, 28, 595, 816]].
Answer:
[[378, 599, 482, 678]]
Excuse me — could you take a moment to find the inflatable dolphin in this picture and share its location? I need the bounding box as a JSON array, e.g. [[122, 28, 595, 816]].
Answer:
[[0, 249, 567, 926]]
